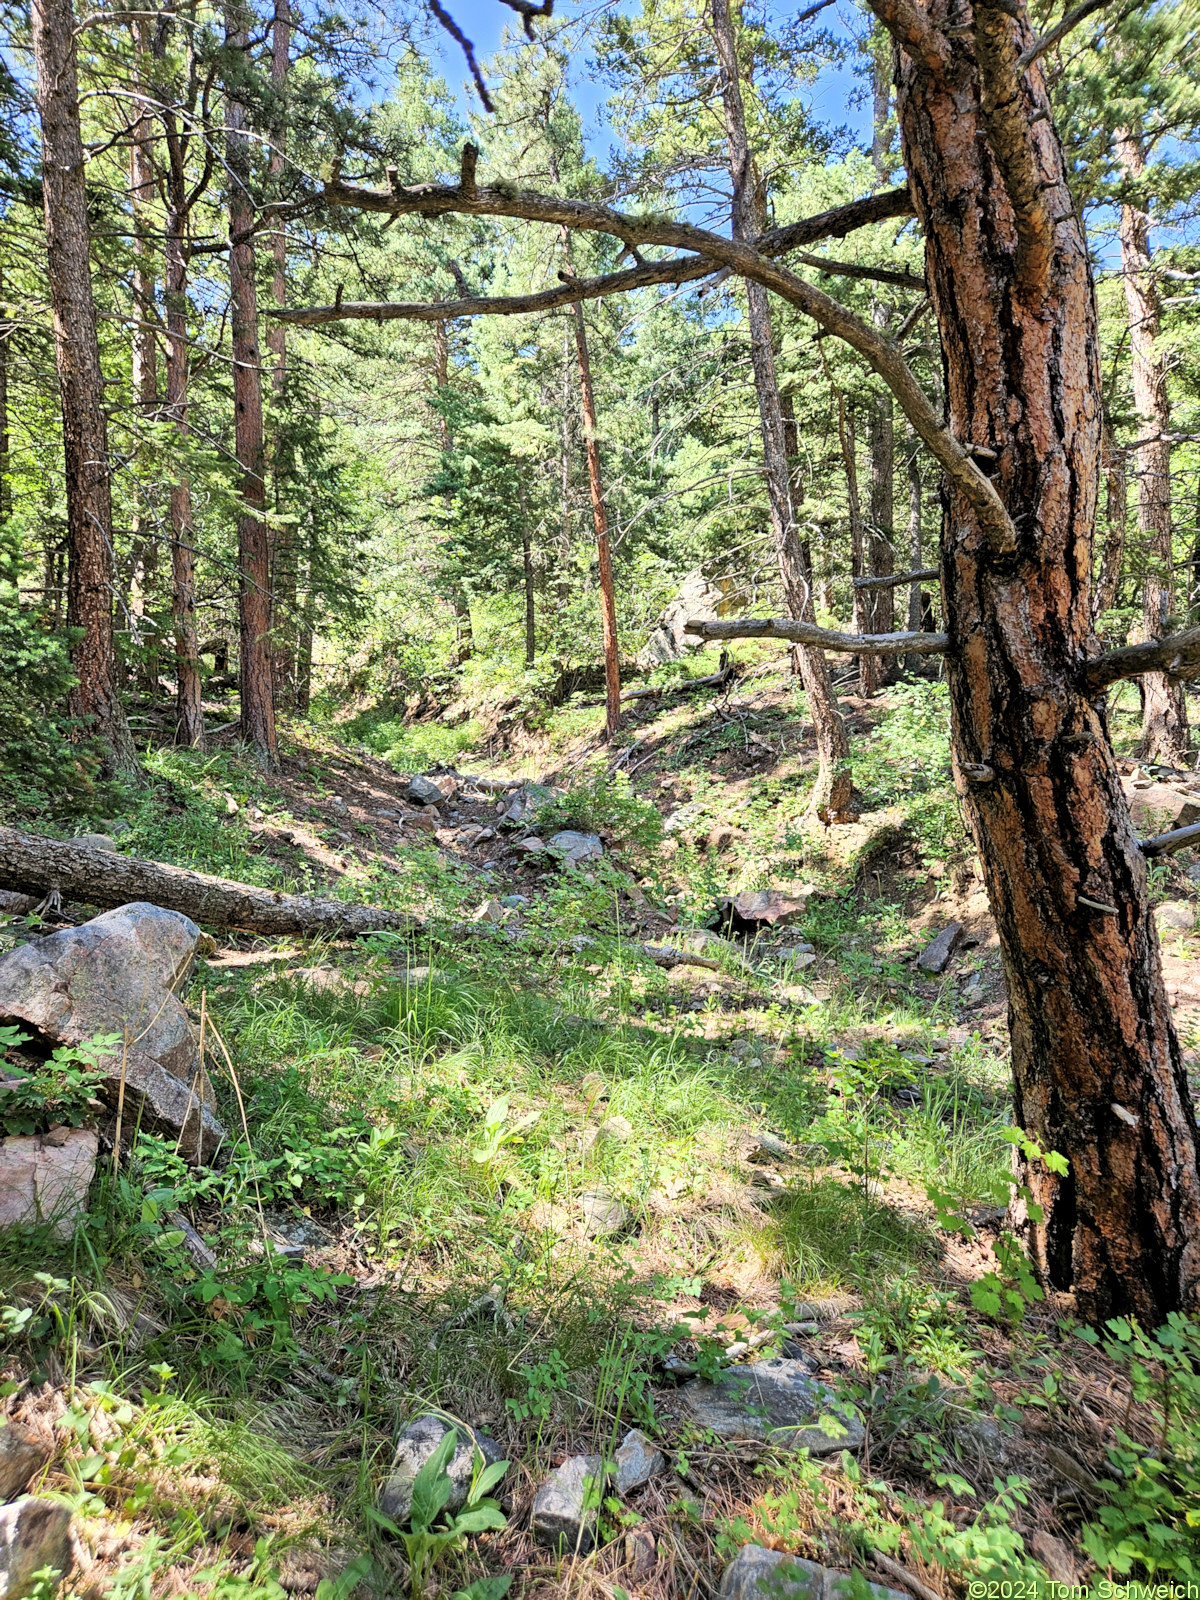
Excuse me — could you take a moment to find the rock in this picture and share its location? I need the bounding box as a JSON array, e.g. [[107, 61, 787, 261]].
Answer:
[[530, 1454, 607, 1553], [0, 1497, 74, 1600], [515, 837, 546, 856], [614, 1429, 664, 1496], [379, 1416, 504, 1525], [663, 804, 705, 836], [471, 898, 508, 925], [595, 1114, 633, 1144], [719, 890, 807, 932], [785, 950, 817, 970], [500, 895, 530, 910], [0, 1128, 97, 1240], [677, 1357, 864, 1454], [498, 785, 552, 830], [916, 922, 963, 974], [1156, 900, 1195, 932], [0, 903, 225, 1164], [624, 1527, 657, 1577], [0, 1426, 49, 1501], [718, 1546, 907, 1600], [638, 569, 744, 667], [1121, 775, 1200, 834], [1030, 1531, 1081, 1587], [547, 831, 604, 865], [327, 795, 348, 814], [404, 776, 444, 807], [580, 1191, 629, 1236], [746, 1132, 795, 1164], [75, 833, 117, 853]]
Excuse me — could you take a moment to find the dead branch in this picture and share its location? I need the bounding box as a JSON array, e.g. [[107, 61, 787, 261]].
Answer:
[[853, 567, 939, 590], [311, 164, 1015, 551], [791, 251, 926, 290], [1138, 820, 1200, 859], [1084, 626, 1200, 694], [1017, 0, 1113, 69], [684, 616, 949, 655]]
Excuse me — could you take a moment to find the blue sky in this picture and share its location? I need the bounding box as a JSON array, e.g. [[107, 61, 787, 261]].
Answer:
[[420, 0, 877, 165]]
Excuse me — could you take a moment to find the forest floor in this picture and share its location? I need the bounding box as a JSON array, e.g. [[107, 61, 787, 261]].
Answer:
[[1, 652, 1198, 1598]]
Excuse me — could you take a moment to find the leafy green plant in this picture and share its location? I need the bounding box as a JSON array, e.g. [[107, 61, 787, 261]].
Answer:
[[367, 1427, 509, 1600], [927, 1128, 1067, 1321], [535, 769, 663, 849], [0, 1028, 117, 1136], [1076, 1313, 1200, 1578]]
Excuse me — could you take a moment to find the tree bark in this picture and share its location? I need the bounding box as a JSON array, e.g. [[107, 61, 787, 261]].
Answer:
[[0, 827, 415, 938], [129, 13, 160, 700], [905, 425, 923, 635], [1094, 412, 1127, 623], [0, 269, 11, 526], [225, 1, 278, 768], [571, 301, 621, 739], [31, 0, 138, 776], [877, 0, 1200, 1322], [1117, 133, 1187, 764], [865, 388, 896, 690], [711, 0, 855, 821], [266, 0, 297, 708]]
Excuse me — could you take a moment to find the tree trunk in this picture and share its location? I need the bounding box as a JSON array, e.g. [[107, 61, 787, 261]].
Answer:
[[0, 826, 415, 938], [225, 2, 278, 768], [865, 387, 896, 689], [1117, 134, 1187, 764], [129, 13, 160, 701], [0, 269, 11, 525], [571, 301, 621, 739], [163, 205, 206, 750], [838, 393, 871, 645], [31, 0, 137, 776], [905, 426, 923, 634], [1094, 412, 1127, 624], [880, 0, 1200, 1321], [711, 0, 855, 820], [266, 0, 296, 708]]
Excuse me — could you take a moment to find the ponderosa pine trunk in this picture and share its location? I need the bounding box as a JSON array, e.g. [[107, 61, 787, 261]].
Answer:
[[163, 171, 206, 750], [876, 0, 1200, 1321], [711, 0, 855, 821], [31, 0, 138, 776], [572, 301, 621, 739], [129, 13, 160, 699], [1095, 413, 1127, 624], [226, 2, 278, 768], [1117, 133, 1187, 765], [865, 388, 896, 689], [266, 0, 297, 708]]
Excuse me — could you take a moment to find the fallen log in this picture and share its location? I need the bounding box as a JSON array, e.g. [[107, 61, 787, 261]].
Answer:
[[0, 826, 418, 938]]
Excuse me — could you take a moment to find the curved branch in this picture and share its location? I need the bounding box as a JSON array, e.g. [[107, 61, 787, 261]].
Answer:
[[1084, 627, 1200, 694], [683, 616, 949, 655], [316, 169, 1014, 549]]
